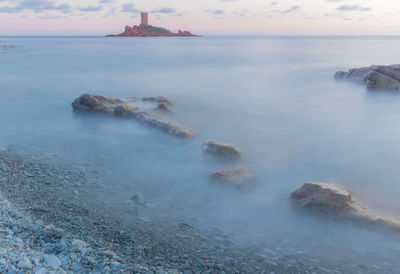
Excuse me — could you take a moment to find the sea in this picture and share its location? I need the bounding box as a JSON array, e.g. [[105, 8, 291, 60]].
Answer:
[[1, 36, 400, 272]]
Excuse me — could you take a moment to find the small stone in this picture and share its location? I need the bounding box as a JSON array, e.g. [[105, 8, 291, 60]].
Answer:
[[70, 252, 78, 260], [71, 261, 83, 272], [17, 256, 32, 269], [70, 239, 87, 252], [44, 254, 62, 269], [35, 268, 49, 274], [81, 247, 87, 257], [102, 250, 117, 258], [111, 262, 121, 270]]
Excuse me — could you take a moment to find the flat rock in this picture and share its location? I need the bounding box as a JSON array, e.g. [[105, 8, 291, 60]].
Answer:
[[210, 167, 255, 187], [290, 182, 400, 231], [72, 94, 193, 138], [203, 139, 241, 160], [334, 64, 400, 90]]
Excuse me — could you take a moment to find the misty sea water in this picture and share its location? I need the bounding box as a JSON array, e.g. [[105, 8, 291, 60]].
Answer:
[[1, 36, 400, 271]]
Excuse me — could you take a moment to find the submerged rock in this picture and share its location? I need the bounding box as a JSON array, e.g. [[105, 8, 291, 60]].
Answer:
[[71, 94, 126, 113], [334, 64, 400, 90], [72, 94, 193, 138], [142, 96, 173, 106], [156, 103, 174, 114], [211, 167, 255, 187], [202, 139, 241, 160], [290, 182, 400, 231]]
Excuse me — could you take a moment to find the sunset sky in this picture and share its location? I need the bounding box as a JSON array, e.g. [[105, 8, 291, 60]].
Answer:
[[0, 0, 399, 35]]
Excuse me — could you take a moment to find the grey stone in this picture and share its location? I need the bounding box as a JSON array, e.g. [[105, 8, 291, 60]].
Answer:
[[70, 239, 87, 252], [44, 254, 62, 269], [17, 256, 32, 269]]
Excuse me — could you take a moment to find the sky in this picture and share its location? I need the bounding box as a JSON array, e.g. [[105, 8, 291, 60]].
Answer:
[[0, 0, 399, 35]]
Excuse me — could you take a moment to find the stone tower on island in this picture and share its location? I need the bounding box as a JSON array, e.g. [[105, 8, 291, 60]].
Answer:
[[141, 12, 149, 26]]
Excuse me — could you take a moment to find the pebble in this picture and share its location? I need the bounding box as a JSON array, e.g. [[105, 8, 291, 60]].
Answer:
[[17, 256, 32, 269], [44, 254, 62, 269], [70, 239, 87, 252]]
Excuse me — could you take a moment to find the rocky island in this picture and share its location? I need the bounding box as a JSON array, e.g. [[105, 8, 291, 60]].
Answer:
[[335, 64, 400, 90], [107, 12, 197, 37]]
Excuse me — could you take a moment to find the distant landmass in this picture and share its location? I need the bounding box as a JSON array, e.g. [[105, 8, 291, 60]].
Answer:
[[107, 12, 197, 37]]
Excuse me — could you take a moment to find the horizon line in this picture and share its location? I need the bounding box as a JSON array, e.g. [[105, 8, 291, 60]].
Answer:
[[2, 34, 400, 37]]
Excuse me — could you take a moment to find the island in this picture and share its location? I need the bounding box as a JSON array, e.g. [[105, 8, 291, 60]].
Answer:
[[107, 12, 197, 37]]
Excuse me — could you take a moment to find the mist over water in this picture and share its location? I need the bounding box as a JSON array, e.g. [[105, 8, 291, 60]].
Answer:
[[2, 36, 400, 271]]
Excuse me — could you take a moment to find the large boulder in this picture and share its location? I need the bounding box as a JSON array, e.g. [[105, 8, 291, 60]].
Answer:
[[334, 64, 400, 90], [72, 94, 194, 138], [210, 167, 255, 187], [290, 182, 356, 214], [202, 139, 241, 160], [291, 182, 400, 231]]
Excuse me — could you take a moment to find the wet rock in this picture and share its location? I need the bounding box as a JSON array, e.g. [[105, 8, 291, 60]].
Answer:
[[113, 104, 138, 117], [142, 96, 173, 105], [72, 94, 193, 138], [210, 167, 255, 186], [135, 112, 194, 138], [290, 182, 400, 231], [334, 64, 400, 90], [156, 103, 174, 114], [130, 192, 145, 204], [203, 139, 241, 160], [71, 94, 124, 113]]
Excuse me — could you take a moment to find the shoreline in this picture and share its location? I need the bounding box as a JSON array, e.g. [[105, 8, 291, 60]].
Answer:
[[0, 146, 323, 273]]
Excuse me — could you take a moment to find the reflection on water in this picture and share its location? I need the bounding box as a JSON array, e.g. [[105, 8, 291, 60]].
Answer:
[[1, 36, 400, 271]]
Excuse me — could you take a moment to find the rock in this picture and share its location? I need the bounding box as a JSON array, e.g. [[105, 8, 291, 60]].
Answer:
[[135, 112, 194, 138], [72, 94, 194, 138], [102, 250, 117, 258], [44, 254, 62, 269], [334, 64, 400, 90], [17, 256, 32, 269], [34, 269, 48, 274], [156, 103, 174, 114], [70, 239, 87, 252], [142, 96, 173, 106], [111, 261, 121, 270], [210, 167, 255, 186], [290, 182, 400, 231], [70, 261, 83, 272], [290, 182, 355, 214], [71, 94, 124, 113], [113, 104, 138, 117], [130, 192, 145, 204], [203, 139, 242, 160]]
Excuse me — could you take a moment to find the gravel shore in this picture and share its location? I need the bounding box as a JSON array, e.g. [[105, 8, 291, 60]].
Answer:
[[0, 146, 361, 273]]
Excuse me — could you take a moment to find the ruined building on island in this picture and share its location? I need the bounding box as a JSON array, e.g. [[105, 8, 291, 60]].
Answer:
[[140, 12, 149, 27]]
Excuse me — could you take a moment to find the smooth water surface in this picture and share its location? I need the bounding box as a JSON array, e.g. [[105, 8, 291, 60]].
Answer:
[[1, 36, 400, 271]]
